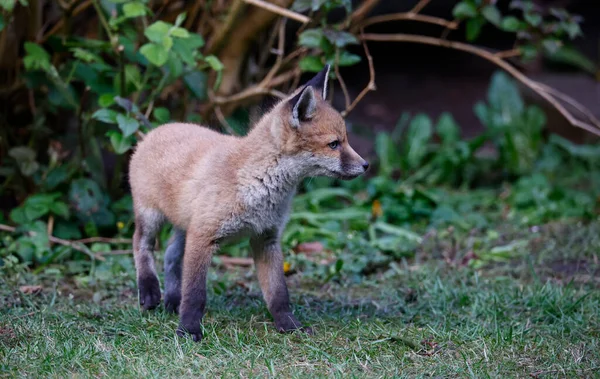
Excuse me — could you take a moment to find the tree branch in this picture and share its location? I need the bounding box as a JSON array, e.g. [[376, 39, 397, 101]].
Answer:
[[341, 30, 376, 117], [0, 223, 105, 261], [357, 13, 458, 30], [360, 33, 600, 137], [242, 0, 310, 24]]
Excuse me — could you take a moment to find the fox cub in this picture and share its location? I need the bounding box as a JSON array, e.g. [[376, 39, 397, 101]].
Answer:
[[128, 64, 369, 342]]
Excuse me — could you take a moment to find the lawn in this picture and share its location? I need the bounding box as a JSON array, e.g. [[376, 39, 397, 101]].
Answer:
[[2, 217, 599, 378]]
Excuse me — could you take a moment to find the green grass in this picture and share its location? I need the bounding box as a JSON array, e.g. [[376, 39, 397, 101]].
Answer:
[[2, 221, 599, 378]]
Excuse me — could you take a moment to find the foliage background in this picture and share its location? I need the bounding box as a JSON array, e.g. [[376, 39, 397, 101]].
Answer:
[[0, 0, 598, 282]]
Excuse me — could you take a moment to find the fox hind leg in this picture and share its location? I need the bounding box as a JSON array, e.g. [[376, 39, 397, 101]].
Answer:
[[164, 228, 185, 313], [133, 208, 164, 310]]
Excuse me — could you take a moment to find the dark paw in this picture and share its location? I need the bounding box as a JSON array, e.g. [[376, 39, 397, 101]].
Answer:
[[164, 292, 181, 314], [176, 324, 203, 342], [274, 312, 311, 334], [138, 275, 161, 310]]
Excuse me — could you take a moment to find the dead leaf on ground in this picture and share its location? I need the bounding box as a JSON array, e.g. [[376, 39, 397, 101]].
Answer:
[[294, 241, 324, 254], [19, 285, 43, 295]]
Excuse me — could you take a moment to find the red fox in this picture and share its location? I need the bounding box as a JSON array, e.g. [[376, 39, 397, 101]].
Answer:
[[128, 65, 369, 342]]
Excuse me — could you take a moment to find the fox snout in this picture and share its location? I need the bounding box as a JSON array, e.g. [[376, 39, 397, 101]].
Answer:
[[339, 144, 369, 180]]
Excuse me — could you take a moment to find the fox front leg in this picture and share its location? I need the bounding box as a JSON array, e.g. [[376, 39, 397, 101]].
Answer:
[[176, 228, 216, 342], [251, 230, 312, 335]]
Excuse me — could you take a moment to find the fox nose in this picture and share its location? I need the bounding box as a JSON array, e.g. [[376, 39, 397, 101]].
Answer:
[[362, 161, 369, 170]]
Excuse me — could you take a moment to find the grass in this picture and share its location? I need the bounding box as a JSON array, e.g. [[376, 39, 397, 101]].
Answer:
[[1, 219, 599, 378]]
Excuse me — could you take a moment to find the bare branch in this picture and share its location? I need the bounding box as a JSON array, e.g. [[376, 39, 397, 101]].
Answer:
[[334, 49, 351, 110], [259, 18, 288, 88], [341, 30, 376, 117], [358, 12, 458, 30], [242, 0, 310, 24], [411, 0, 432, 14], [360, 33, 600, 137], [348, 0, 382, 26], [0, 223, 105, 261]]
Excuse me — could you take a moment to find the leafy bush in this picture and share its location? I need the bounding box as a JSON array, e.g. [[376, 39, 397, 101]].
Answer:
[[0, 0, 597, 279]]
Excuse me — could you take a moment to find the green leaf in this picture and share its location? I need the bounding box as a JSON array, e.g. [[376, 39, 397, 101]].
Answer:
[[106, 130, 133, 154], [542, 38, 562, 54], [544, 45, 597, 74], [519, 44, 538, 61], [204, 55, 224, 71], [466, 17, 485, 41], [524, 12, 542, 27], [323, 29, 358, 47], [70, 47, 103, 63], [174, 12, 187, 27], [172, 33, 204, 65], [336, 51, 361, 66], [91, 109, 118, 124], [0, 14, 5, 32], [482, 5, 501, 26], [50, 202, 70, 219], [116, 113, 140, 137], [299, 55, 324, 72], [562, 21, 582, 39], [183, 70, 208, 100], [23, 42, 51, 71], [375, 132, 400, 176], [153, 107, 170, 123], [452, 1, 477, 19], [292, 0, 327, 12], [298, 29, 324, 48], [140, 42, 169, 66], [501, 16, 522, 32], [122, 1, 146, 18], [405, 114, 433, 170], [144, 21, 171, 43], [170, 26, 189, 38], [487, 70, 524, 118], [436, 112, 460, 144]]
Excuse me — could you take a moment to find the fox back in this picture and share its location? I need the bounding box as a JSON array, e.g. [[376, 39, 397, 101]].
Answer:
[[127, 64, 369, 342]]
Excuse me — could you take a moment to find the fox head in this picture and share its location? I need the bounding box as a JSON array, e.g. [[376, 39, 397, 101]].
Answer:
[[272, 64, 369, 180]]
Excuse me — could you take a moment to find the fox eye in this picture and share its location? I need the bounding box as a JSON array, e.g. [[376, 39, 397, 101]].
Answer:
[[328, 140, 339, 150]]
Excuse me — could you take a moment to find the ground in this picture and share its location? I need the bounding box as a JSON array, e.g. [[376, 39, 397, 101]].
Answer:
[[1, 219, 599, 378]]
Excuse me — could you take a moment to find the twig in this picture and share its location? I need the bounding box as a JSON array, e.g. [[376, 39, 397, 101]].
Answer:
[[217, 256, 254, 266], [411, 0, 431, 14], [73, 236, 132, 244], [360, 33, 600, 137], [494, 49, 522, 59], [206, 0, 246, 54], [532, 81, 600, 129], [92, 0, 116, 47], [334, 49, 351, 109], [242, 0, 310, 24], [357, 13, 458, 30], [348, 0, 382, 26], [212, 69, 300, 105], [259, 18, 288, 88], [341, 30, 376, 117], [208, 91, 238, 135], [0, 223, 105, 261], [39, 0, 93, 43]]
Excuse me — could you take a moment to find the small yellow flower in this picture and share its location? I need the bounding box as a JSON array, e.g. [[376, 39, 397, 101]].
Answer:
[[283, 262, 291, 273], [117, 221, 125, 229], [371, 199, 383, 218]]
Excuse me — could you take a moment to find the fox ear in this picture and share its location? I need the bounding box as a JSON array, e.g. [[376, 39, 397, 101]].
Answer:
[[289, 85, 317, 128], [304, 64, 330, 99]]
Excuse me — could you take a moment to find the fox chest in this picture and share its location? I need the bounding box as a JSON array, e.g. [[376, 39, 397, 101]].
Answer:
[[217, 185, 295, 240]]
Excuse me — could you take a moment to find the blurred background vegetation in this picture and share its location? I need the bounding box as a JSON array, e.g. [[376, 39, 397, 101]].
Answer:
[[0, 0, 599, 284]]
